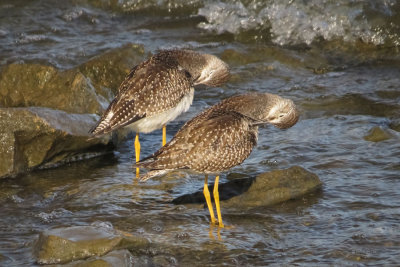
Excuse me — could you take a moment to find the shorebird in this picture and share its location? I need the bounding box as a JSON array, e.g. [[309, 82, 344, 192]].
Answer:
[[135, 92, 299, 227], [89, 49, 230, 175]]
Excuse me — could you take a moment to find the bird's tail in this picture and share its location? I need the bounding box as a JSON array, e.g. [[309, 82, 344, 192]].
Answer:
[[133, 154, 170, 181], [137, 169, 169, 182], [89, 118, 111, 136]]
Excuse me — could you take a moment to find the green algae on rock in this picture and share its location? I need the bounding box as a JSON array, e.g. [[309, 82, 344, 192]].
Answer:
[[0, 107, 116, 179], [35, 225, 149, 265]]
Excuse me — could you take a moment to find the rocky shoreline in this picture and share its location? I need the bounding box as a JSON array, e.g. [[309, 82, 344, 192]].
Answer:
[[0, 44, 145, 179]]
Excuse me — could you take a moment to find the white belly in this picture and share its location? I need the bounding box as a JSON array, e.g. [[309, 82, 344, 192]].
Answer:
[[128, 88, 194, 133]]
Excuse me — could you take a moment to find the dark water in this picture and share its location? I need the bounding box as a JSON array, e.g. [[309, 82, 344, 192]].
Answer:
[[1, 0, 400, 265]]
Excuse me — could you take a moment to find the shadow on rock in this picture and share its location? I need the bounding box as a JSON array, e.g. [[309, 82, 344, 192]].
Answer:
[[0, 107, 118, 179], [172, 166, 322, 210]]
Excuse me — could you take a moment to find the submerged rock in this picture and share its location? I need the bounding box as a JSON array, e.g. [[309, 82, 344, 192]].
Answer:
[[364, 126, 392, 142], [35, 225, 149, 265], [66, 250, 134, 267], [0, 107, 116, 179], [173, 166, 321, 209]]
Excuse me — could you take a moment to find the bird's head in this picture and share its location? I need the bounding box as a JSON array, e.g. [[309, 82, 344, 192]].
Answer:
[[216, 93, 299, 129], [194, 54, 230, 87], [264, 97, 299, 129]]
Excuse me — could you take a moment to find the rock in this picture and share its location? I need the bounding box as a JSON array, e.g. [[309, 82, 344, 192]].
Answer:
[[0, 44, 146, 178], [0, 107, 115, 179], [173, 166, 321, 209], [0, 44, 145, 178], [0, 64, 108, 115], [223, 166, 321, 209], [35, 225, 149, 265], [0, 44, 145, 115], [364, 126, 392, 142], [70, 250, 134, 267]]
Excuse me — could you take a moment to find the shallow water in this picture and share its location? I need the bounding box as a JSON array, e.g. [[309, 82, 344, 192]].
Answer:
[[1, 0, 400, 265]]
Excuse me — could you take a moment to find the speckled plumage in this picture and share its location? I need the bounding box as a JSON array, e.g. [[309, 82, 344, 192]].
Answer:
[[90, 49, 230, 136], [137, 92, 299, 180]]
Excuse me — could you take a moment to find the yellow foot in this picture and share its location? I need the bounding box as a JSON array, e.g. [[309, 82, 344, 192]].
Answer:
[[162, 125, 167, 146], [135, 133, 140, 178], [213, 176, 224, 228]]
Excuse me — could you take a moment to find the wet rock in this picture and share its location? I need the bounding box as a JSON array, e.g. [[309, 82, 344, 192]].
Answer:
[[69, 250, 134, 267], [223, 166, 321, 209], [0, 44, 145, 178], [0, 63, 107, 115], [0, 107, 115, 179], [364, 126, 392, 142], [173, 166, 321, 209], [35, 225, 149, 265], [0, 44, 145, 115]]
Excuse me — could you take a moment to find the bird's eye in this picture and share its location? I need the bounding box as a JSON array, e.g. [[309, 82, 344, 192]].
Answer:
[[279, 114, 285, 118]]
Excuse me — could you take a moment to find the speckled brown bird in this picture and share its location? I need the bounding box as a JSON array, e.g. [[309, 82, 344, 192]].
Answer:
[[136, 92, 299, 227], [89, 49, 230, 172]]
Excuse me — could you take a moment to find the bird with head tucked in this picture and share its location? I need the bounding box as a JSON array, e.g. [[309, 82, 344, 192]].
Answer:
[[136, 92, 299, 227]]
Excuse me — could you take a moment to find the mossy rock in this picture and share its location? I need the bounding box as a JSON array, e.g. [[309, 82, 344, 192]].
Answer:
[[0, 44, 145, 115], [223, 166, 322, 209], [173, 166, 321, 210], [35, 226, 149, 265], [0, 107, 116, 179]]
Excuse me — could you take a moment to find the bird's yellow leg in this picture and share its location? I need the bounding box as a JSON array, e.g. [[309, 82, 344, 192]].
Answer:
[[213, 175, 225, 228], [162, 125, 167, 146], [135, 133, 140, 178], [203, 175, 216, 224]]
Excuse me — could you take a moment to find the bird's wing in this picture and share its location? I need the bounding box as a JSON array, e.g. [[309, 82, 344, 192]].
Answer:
[[90, 58, 193, 135], [141, 111, 258, 173]]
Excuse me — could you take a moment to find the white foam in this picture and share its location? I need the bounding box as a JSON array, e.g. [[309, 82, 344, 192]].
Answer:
[[197, 0, 400, 46]]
